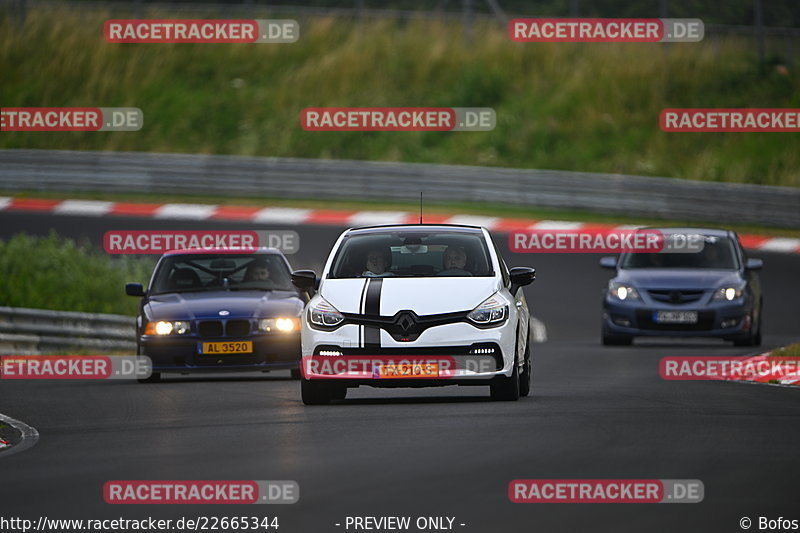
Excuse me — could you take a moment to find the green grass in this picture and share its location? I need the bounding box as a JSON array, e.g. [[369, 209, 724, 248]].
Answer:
[[1, 8, 800, 186], [771, 343, 800, 357], [0, 233, 154, 315]]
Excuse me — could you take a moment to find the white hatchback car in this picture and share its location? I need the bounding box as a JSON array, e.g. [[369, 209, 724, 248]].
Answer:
[[291, 225, 536, 404]]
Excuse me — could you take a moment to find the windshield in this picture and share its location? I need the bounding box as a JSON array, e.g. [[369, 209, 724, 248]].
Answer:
[[150, 254, 294, 293], [620, 236, 739, 269], [329, 231, 494, 278]]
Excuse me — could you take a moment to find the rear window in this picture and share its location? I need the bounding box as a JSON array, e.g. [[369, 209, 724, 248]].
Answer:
[[150, 254, 294, 293], [329, 231, 494, 278], [620, 236, 739, 270]]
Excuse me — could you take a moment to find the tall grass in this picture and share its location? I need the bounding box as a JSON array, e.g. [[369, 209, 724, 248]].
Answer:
[[1, 8, 799, 186], [0, 233, 154, 315]]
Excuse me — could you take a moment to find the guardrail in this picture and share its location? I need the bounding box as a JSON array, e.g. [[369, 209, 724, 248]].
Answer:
[[0, 306, 136, 354], [1, 149, 799, 228]]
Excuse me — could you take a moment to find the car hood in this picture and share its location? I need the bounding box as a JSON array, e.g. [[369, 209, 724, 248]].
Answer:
[[145, 290, 304, 320], [319, 277, 502, 316], [616, 269, 743, 290]]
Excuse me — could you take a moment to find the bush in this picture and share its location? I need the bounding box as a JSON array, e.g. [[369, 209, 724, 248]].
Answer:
[[0, 233, 155, 315]]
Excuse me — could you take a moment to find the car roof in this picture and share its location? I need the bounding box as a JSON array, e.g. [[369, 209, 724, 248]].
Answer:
[[344, 224, 486, 235], [641, 227, 733, 238], [162, 247, 284, 257]]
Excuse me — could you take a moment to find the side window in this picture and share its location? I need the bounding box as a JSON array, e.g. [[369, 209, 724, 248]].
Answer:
[[490, 237, 510, 287]]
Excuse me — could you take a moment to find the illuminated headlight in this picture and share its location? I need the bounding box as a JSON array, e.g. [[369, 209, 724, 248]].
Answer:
[[145, 321, 190, 335], [308, 298, 345, 328], [467, 294, 508, 326], [609, 281, 640, 301], [713, 286, 744, 301], [259, 317, 300, 333]]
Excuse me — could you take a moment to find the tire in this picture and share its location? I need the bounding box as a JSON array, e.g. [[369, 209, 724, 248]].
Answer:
[[602, 333, 633, 346], [290, 367, 302, 380], [519, 342, 532, 398], [733, 310, 762, 347], [138, 372, 161, 384], [753, 301, 763, 346], [490, 360, 520, 401], [331, 386, 348, 401], [301, 378, 333, 405]]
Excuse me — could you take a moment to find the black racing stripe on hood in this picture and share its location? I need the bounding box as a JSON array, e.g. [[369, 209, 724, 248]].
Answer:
[[365, 278, 383, 315], [363, 278, 383, 348]]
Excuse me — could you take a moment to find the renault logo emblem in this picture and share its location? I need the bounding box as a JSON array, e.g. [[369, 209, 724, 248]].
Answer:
[[396, 312, 416, 333]]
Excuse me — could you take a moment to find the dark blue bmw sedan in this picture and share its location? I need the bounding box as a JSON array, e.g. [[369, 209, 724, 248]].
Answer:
[[600, 228, 763, 346], [125, 248, 306, 382]]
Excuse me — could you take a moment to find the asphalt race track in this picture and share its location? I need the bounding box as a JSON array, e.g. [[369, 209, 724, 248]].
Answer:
[[1, 211, 799, 533]]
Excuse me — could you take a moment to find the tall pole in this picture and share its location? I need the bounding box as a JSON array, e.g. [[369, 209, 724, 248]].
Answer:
[[754, 0, 765, 66], [18, 0, 27, 27], [463, 0, 473, 45]]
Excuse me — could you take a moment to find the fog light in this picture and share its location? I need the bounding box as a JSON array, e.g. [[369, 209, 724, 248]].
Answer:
[[720, 318, 740, 329], [612, 317, 632, 327], [318, 350, 343, 356]]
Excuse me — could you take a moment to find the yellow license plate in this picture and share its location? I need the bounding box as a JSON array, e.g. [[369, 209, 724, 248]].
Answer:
[[201, 341, 253, 355], [376, 362, 439, 379]]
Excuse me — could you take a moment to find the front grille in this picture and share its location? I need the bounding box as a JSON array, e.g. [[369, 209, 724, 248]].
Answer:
[[636, 310, 715, 331], [226, 320, 251, 337], [314, 344, 504, 370], [647, 290, 705, 304], [198, 320, 223, 337]]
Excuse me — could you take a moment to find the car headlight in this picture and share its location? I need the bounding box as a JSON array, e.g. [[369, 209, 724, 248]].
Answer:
[[712, 286, 744, 301], [144, 320, 190, 335], [259, 317, 300, 333], [609, 281, 640, 301], [467, 294, 508, 326], [308, 298, 345, 328]]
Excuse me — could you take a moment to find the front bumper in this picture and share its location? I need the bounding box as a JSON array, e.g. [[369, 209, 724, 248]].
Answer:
[[301, 321, 517, 386], [602, 297, 752, 339], [140, 333, 300, 372]]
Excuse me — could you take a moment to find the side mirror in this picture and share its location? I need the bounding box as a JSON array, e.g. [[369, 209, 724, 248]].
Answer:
[[509, 266, 536, 294], [125, 283, 145, 297], [292, 270, 318, 295], [745, 258, 763, 271], [599, 256, 618, 269]]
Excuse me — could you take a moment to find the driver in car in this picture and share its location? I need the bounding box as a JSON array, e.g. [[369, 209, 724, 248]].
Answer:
[[244, 260, 272, 281], [439, 245, 472, 276], [363, 248, 395, 277]]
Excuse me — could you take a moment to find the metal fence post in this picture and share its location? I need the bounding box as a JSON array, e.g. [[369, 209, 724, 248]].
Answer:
[[18, 0, 26, 27], [462, 0, 473, 45], [754, 0, 765, 66]]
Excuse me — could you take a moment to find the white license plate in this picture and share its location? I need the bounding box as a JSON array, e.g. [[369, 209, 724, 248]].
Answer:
[[653, 311, 698, 324]]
